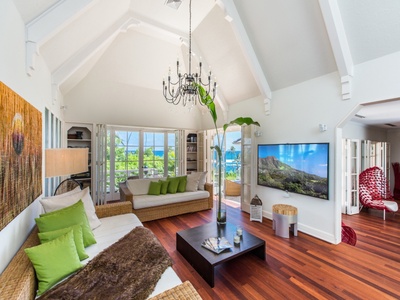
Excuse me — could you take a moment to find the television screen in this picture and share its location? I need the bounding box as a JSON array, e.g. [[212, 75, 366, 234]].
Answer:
[[257, 143, 329, 200]]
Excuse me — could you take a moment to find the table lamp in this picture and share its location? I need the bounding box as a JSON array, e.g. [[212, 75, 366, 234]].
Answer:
[[45, 148, 89, 195]]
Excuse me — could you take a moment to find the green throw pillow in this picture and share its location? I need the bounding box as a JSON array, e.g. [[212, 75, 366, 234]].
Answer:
[[159, 180, 169, 195], [38, 224, 88, 261], [148, 180, 162, 195], [167, 177, 180, 194], [36, 200, 96, 247], [177, 175, 187, 193], [25, 230, 82, 296]]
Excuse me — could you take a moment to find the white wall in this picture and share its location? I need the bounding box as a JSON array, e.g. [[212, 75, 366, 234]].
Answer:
[[63, 30, 206, 130], [230, 73, 345, 243], [227, 53, 400, 244], [0, 0, 55, 273], [343, 121, 388, 141]]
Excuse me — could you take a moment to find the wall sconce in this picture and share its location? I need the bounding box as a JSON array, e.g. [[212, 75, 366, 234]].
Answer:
[[254, 130, 262, 137], [319, 124, 327, 132]]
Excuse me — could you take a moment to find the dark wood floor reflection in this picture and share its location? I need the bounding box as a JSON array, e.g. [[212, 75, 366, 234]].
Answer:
[[144, 202, 400, 299]]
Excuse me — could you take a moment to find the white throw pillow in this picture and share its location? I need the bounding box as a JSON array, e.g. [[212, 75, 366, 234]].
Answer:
[[186, 173, 201, 192], [191, 171, 207, 190], [126, 178, 166, 195], [40, 187, 101, 230]]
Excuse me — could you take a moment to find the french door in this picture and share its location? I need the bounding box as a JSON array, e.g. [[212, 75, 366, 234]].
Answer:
[[105, 127, 180, 202], [342, 139, 361, 215]]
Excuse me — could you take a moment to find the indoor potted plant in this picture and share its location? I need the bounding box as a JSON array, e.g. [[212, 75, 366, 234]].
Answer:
[[198, 85, 260, 224]]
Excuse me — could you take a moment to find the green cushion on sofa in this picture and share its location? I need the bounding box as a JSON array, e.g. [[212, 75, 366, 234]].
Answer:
[[148, 180, 162, 195], [167, 177, 180, 194], [38, 224, 88, 261], [159, 180, 169, 195], [177, 175, 187, 193], [24, 230, 82, 296], [36, 200, 96, 247]]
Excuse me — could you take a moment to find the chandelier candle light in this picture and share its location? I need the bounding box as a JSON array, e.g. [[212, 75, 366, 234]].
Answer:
[[163, 0, 217, 108]]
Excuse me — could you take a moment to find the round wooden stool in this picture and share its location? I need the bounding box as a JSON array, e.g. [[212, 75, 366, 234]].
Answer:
[[272, 204, 298, 238]]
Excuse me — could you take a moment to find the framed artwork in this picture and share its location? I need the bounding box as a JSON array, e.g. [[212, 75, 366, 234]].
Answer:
[[0, 82, 42, 231]]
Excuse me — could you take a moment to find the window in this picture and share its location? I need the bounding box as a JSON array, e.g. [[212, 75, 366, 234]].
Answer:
[[106, 127, 179, 200]]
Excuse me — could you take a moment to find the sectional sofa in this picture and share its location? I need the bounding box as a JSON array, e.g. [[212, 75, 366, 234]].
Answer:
[[0, 189, 202, 299]]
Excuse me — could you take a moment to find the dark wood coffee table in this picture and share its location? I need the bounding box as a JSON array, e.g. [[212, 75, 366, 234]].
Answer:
[[176, 222, 265, 287]]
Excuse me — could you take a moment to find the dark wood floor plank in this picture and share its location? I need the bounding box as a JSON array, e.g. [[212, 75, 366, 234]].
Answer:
[[143, 202, 400, 299]]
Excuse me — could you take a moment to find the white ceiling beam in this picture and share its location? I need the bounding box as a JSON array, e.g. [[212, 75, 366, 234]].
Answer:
[[217, 0, 272, 115], [319, 0, 354, 100], [52, 15, 140, 95], [26, 0, 96, 76]]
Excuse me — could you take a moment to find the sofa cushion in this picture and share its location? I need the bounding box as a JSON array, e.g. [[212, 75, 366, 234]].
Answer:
[[159, 180, 169, 195], [167, 177, 180, 194], [38, 224, 88, 261], [40, 187, 101, 230], [148, 181, 162, 195], [36, 200, 96, 247], [132, 190, 210, 209], [190, 171, 207, 190], [127, 178, 167, 195], [24, 230, 82, 296], [186, 173, 201, 192], [177, 176, 187, 193]]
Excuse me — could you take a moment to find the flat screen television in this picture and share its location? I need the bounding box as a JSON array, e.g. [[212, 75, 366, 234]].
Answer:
[[257, 143, 329, 200]]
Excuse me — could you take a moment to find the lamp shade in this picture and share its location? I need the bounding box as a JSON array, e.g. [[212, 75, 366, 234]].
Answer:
[[45, 148, 88, 178]]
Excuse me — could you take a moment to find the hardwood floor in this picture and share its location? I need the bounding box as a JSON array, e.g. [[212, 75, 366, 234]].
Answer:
[[144, 201, 400, 299]]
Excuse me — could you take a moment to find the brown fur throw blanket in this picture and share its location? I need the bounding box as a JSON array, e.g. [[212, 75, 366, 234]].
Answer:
[[38, 226, 173, 300]]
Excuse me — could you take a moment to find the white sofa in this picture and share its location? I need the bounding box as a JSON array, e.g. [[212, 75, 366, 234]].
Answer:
[[119, 175, 213, 222], [0, 201, 199, 299]]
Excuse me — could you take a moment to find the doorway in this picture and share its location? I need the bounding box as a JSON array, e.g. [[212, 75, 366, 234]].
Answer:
[[210, 126, 242, 208]]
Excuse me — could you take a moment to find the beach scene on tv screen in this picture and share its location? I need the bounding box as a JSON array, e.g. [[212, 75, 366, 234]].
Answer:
[[258, 143, 329, 200]]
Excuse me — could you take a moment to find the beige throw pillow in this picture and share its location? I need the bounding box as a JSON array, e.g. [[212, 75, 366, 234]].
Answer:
[[191, 171, 207, 190], [186, 172, 202, 192], [40, 187, 101, 230]]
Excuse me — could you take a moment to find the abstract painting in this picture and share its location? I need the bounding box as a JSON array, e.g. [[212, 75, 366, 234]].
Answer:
[[0, 82, 42, 231]]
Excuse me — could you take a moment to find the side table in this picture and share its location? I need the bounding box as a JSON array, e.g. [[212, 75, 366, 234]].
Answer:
[[272, 204, 298, 238]]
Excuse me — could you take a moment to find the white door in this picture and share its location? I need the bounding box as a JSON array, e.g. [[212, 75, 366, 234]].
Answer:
[[241, 125, 255, 213], [343, 139, 361, 215], [96, 124, 107, 205]]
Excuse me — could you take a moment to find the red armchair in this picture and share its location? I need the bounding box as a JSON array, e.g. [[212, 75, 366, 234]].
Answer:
[[359, 166, 398, 220]]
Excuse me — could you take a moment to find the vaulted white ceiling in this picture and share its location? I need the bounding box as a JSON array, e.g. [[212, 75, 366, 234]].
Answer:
[[13, 0, 400, 124]]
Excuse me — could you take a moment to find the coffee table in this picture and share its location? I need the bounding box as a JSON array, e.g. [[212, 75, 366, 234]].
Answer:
[[176, 222, 265, 287]]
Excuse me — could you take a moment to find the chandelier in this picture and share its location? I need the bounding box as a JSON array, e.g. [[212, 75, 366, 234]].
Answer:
[[162, 0, 217, 108]]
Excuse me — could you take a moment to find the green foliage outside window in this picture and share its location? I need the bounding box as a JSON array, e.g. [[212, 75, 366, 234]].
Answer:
[[106, 132, 178, 193]]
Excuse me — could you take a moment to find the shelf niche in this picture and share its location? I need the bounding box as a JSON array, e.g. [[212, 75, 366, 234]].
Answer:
[[186, 133, 198, 174]]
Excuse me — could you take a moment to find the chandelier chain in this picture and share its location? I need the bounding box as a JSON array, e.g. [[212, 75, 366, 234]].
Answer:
[[162, 0, 217, 108], [188, 0, 192, 75]]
